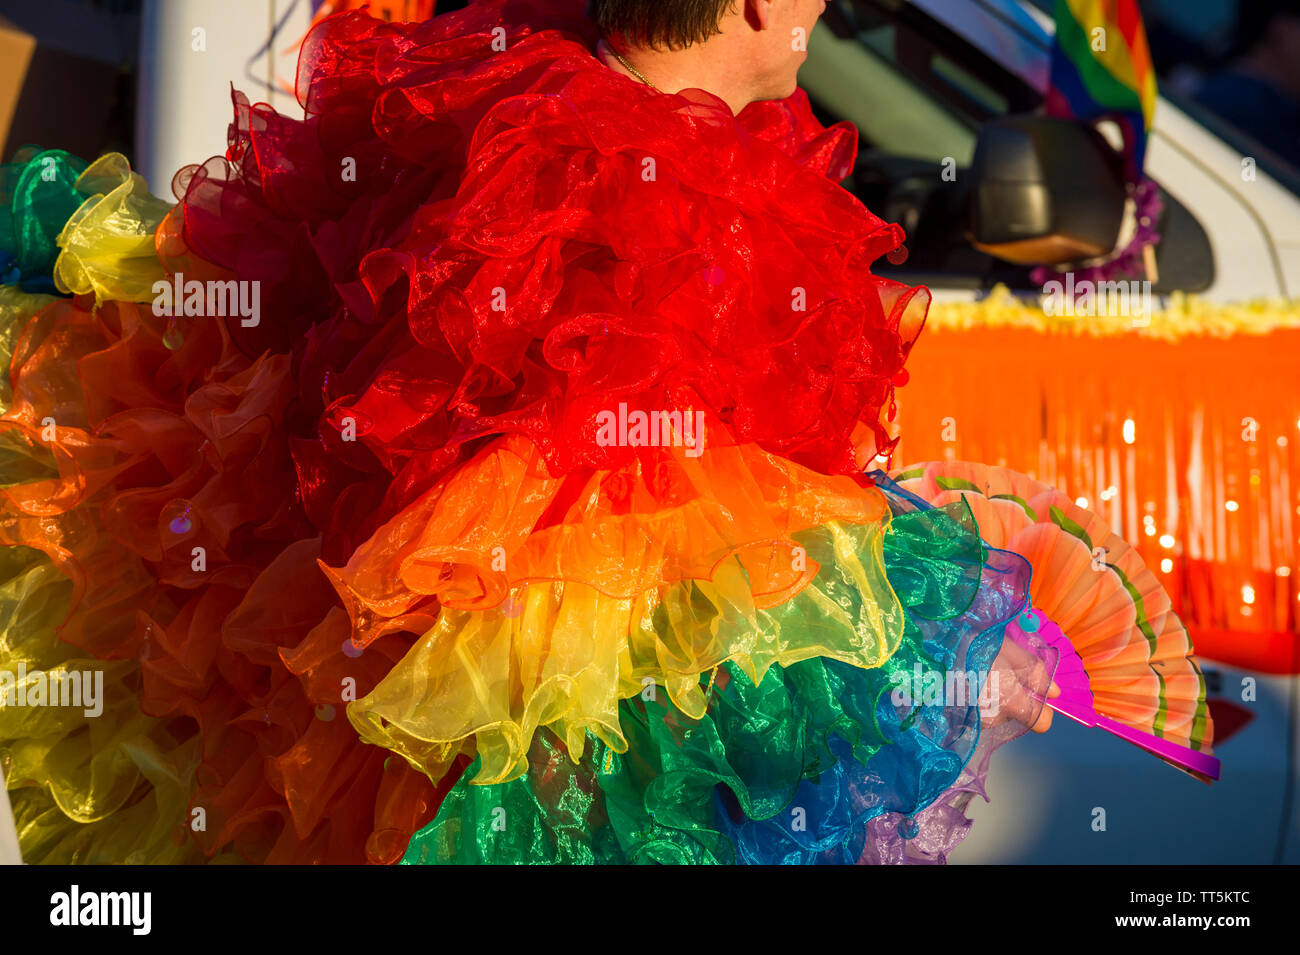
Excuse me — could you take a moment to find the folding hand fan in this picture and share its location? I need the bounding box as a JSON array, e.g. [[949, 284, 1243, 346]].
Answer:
[[890, 461, 1219, 782]]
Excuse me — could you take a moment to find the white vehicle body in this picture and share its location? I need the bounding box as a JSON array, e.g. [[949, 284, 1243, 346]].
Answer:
[[0, 784, 20, 864]]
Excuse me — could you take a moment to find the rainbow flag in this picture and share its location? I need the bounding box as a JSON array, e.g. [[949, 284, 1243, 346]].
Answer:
[[1045, 0, 1157, 181]]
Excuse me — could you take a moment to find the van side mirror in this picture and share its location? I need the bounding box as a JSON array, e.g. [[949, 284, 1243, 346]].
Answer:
[[969, 115, 1127, 267]]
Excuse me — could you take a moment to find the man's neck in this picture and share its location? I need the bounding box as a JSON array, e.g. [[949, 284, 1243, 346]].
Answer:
[[596, 37, 757, 116]]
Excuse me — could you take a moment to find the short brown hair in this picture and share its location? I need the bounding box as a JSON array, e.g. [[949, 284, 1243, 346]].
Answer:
[[587, 0, 737, 50]]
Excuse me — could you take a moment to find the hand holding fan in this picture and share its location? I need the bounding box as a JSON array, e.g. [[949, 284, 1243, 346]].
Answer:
[[891, 461, 1219, 782], [1010, 608, 1219, 781]]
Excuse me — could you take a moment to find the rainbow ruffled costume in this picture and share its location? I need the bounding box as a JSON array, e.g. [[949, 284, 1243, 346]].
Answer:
[[0, 0, 1213, 865]]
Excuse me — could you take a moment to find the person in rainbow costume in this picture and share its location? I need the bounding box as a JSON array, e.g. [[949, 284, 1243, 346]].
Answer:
[[0, 0, 1212, 865]]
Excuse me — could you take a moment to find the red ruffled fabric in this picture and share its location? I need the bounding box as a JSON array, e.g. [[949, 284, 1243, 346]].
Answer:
[[2, 0, 929, 862], [176, 0, 928, 571]]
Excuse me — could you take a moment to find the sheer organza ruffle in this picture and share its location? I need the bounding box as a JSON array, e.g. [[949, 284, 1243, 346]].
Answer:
[[1, 0, 974, 865], [346, 511, 903, 785], [1, 147, 89, 294], [171, 0, 928, 529], [0, 161, 441, 863], [328, 426, 909, 782], [0, 170, 199, 862], [0, 540, 204, 864], [400, 480, 1058, 864], [53, 153, 176, 302], [0, 287, 58, 412]]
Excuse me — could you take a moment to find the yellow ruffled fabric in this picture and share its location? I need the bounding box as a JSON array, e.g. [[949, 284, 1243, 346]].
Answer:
[[0, 287, 59, 414], [1, 157, 192, 863], [348, 516, 902, 786], [0, 543, 203, 863], [8, 742, 204, 865], [52, 153, 171, 303], [316, 420, 908, 787], [926, 284, 1300, 339]]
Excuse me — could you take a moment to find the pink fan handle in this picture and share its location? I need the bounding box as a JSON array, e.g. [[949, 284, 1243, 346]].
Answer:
[[1008, 609, 1221, 781]]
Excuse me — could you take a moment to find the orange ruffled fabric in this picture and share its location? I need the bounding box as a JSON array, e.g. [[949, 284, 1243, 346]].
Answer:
[[322, 428, 887, 629], [0, 283, 206, 863], [329, 430, 907, 784], [1, 212, 442, 863]]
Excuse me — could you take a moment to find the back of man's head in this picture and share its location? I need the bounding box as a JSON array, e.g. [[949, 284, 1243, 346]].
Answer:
[[586, 0, 737, 50]]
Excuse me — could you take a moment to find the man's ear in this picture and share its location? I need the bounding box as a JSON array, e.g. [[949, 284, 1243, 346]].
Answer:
[[748, 0, 777, 31]]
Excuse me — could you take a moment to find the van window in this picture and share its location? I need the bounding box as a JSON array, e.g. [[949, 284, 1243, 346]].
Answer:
[[803, 0, 1216, 294]]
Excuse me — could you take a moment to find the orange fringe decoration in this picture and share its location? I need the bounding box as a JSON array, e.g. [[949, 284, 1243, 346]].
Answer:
[[895, 326, 1300, 673]]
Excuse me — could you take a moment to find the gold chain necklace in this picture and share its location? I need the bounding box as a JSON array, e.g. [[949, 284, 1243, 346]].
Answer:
[[605, 42, 659, 91]]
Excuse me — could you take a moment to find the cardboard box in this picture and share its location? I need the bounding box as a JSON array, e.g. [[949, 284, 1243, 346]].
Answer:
[[0, 14, 125, 162], [0, 16, 37, 156]]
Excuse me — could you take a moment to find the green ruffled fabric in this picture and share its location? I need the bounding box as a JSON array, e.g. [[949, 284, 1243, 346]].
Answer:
[[0, 148, 82, 410], [0, 147, 89, 289]]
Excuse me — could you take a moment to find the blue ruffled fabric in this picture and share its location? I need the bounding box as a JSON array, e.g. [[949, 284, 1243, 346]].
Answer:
[[713, 474, 1035, 863]]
